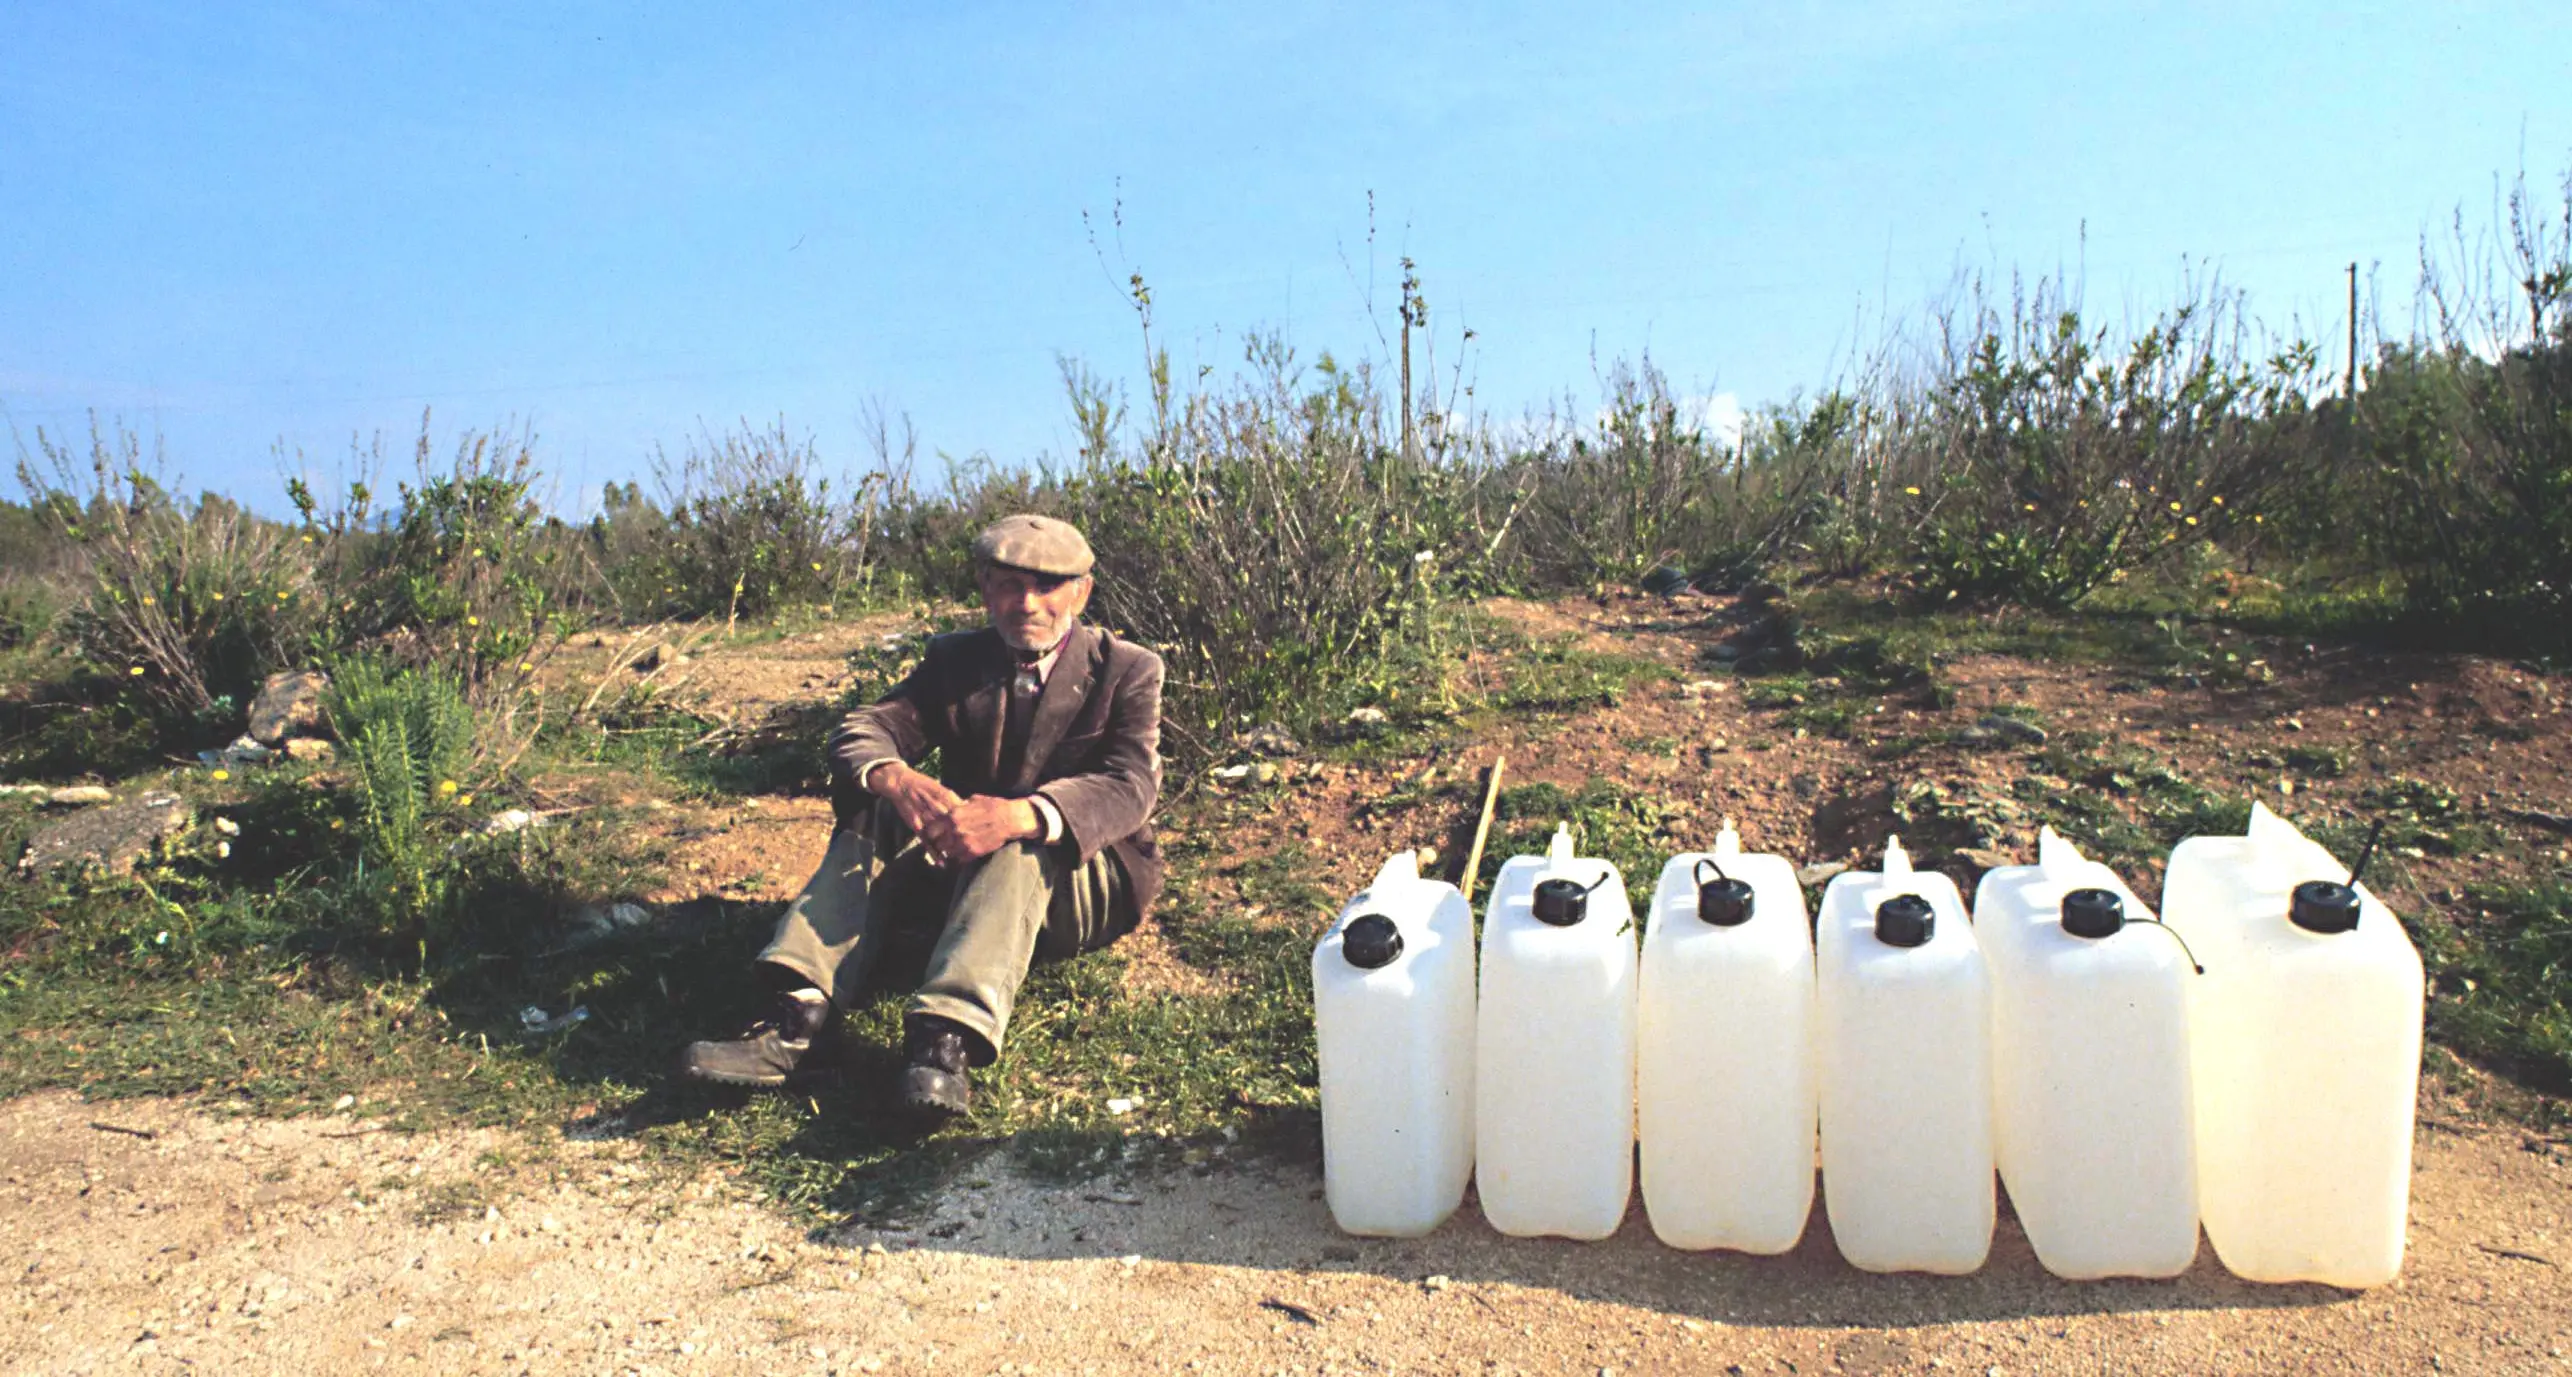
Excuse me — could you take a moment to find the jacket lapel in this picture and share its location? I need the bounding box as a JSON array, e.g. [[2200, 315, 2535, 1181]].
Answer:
[[959, 631, 1011, 788], [1013, 621, 1097, 793]]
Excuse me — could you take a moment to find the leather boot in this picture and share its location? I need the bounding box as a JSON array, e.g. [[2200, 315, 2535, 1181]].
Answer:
[[677, 987, 832, 1088], [899, 1015, 974, 1118]]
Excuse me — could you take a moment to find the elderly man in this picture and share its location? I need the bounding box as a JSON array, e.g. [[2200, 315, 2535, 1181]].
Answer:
[[680, 514, 1164, 1117]]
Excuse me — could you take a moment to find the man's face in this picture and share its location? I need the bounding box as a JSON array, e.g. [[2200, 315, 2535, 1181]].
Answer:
[[978, 564, 1092, 653]]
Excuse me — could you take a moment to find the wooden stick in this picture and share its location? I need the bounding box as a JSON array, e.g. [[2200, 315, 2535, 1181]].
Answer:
[[1457, 755, 1506, 903]]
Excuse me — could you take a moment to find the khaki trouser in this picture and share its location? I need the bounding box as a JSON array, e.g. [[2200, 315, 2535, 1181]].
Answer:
[[758, 824, 1130, 1064]]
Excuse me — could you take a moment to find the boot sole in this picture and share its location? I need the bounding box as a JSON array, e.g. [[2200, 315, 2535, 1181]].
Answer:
[[681, 1065, 790, 1088]]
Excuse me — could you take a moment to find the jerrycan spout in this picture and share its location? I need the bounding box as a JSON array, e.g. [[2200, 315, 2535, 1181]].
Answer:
[[2037, 826, 2081, 881], [1883, 835, 1914, 880], [1372, 849, 1422, 889], [1714, 818, 1743, 861], [1547, 825, 1577, 865]]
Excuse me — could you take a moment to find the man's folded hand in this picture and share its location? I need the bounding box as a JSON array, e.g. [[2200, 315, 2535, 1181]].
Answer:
[[917, 795, 1041, 866]]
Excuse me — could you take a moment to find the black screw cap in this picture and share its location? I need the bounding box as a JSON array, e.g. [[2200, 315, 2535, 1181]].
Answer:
[[2289, 880, 2362, 934], [1697, 876, 1755, 926], [2061, 887, 2126, 939], [1532, 878, 1590, 926], [1341, 913, 1404, 968], [1875, 893, 1936, 948]]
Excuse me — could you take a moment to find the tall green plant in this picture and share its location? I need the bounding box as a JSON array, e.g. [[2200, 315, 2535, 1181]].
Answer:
[[327, 656, 475, 944]]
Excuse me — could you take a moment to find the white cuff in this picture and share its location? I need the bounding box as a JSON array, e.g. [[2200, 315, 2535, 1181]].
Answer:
[[856, 757, 901, 792], [1030, 793, 1066, 845]]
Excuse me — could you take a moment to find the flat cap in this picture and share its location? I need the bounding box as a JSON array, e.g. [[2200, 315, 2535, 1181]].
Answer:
[[971, 513, 1094, 578]]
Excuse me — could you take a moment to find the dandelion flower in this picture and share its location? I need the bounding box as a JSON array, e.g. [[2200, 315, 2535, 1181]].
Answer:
[[130, 665, 146, 676], [2168, 502, 2182, 513], [2185, 516, 2199, 527], [329, 818, 344, 830], [811, 562, 823, 572], [276, 591, 291, 600], [437, 780, 459, 796], [2024, 503, 2037, 512], [140, 595, 155, 606], [1904, 486, 1921, 496], [211, 769, 230, 781], [458, 793, 475, 807], [2211, 495, 2225, 506], [518, 662, 533, 673], [467, 616, 481, 627], [210, 591, 224, 601], [471, 547, 484, 558]]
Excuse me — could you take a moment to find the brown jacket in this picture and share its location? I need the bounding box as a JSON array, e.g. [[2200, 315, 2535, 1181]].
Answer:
[[826, 620, 1166, 920]]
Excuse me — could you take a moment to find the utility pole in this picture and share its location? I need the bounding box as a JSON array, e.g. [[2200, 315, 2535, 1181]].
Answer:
[[2346, 261, 2360, 402]]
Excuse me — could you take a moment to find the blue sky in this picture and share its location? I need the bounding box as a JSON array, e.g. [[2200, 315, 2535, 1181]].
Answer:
[[4, 2, 2568, 513]]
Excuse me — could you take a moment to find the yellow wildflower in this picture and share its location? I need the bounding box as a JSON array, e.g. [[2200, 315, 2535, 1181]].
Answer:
[[211, 769, 230, 781], [130, 665, 146, 676], [437, 780, 459, 796]]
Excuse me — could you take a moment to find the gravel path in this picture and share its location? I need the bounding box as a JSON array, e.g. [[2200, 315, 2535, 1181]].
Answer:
[[4, 1090, 2567, 1376]]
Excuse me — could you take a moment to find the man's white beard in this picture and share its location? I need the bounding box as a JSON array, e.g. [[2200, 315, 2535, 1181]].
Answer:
[[997, 620, 1069, 655]]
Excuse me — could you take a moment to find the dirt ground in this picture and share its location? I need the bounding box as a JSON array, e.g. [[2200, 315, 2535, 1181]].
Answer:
[[10, 591, 2572, 1374], [4, 1087, 2567, 1377]]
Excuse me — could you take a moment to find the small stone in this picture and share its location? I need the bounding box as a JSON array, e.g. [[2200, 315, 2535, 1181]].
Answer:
[[21, 792, 193, 875], [1422, 1274, 1451, 1291], [1973, 713, 2048, 747], [245, 669, 330, 746], [1242, 724, 1302, 757], [284, 738, 335, 764], [483, 809, 543, 835], [1794, 861, 1849, 887], [557, 901, 653, 951], [212, 817, 241, 836], [46, 786, 114, 807], [1345, 706, 1389, 727], [1106, 1098, 1137, 1116], [333, 1094, 356, 1111], [1709, 737, 1730, 751]]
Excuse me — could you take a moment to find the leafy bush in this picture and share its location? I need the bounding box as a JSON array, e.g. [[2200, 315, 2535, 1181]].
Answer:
[[22, 425, 321, 730], [2343, 285, 2569, 654], [640, 421, 895, 620], [1898, 278, 2320, 608], [1053, 333, 1513, 748], [299, 421, 571, 688]]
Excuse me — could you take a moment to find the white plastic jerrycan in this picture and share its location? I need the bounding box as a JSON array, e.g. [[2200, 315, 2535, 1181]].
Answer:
[[1975, 828, 2199, 1280], [1815, 838, 1993, 1274], [1638, 821, 1816, 1254], [1313, 850, 1478, 1237], [2162, 803, 2425, 1288], [1476, 825, 1637, 1240]]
